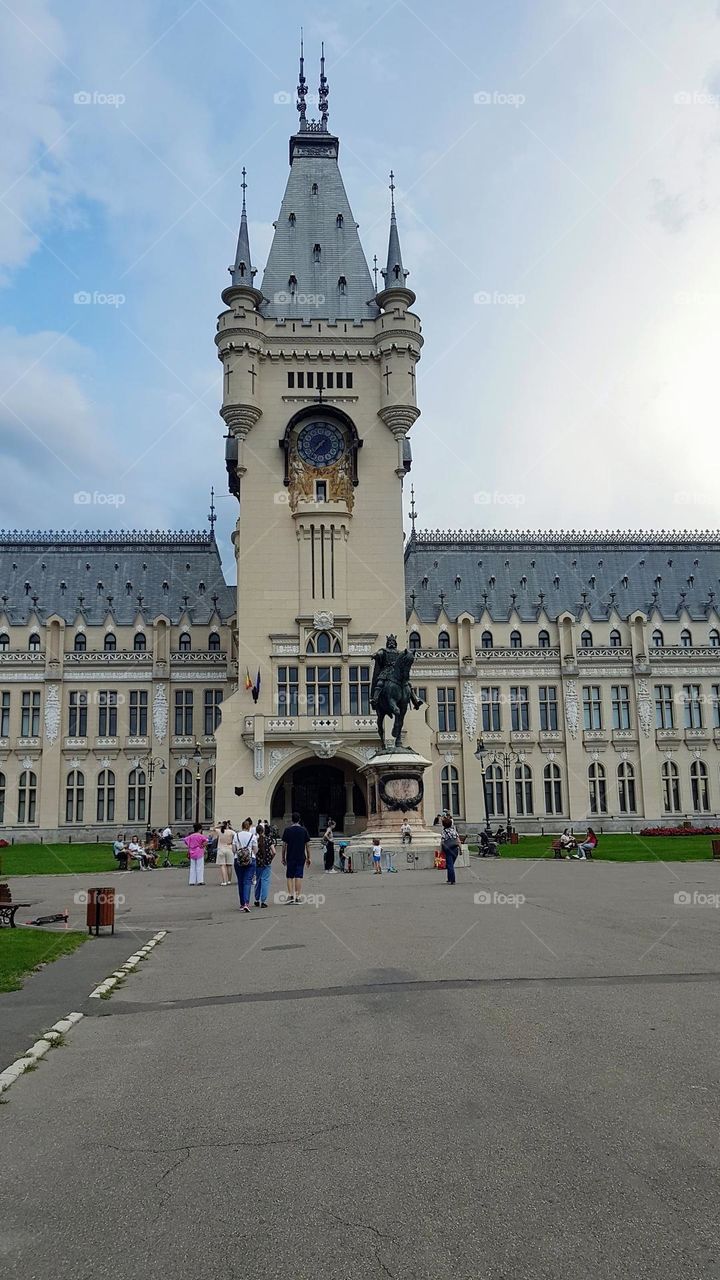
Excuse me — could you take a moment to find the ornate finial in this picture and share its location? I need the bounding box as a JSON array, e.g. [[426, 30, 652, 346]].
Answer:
[[439, 589, 446, 609], [389, 170, 396, 214], [373, 254, 378, 291], [410, 484, 417, 538], [208, 486, 216, 537], [409, 589, 417, 608], [297, 29, 307, 129], [319, 40, 329, 130], [241, 167, 247, 214]]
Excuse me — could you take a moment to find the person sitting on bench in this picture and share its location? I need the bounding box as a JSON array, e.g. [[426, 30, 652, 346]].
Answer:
[[571, 827, 597, 860], [480, 827, 499, 857], [112, 834, 128, 867], [559, 829, 576, 856], [127, 836, 148, 870]]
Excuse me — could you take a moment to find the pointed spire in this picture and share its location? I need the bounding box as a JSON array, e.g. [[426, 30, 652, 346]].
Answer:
[[223, 168, 262, 307], [410, 484, 417, 540], [378, 171, 414, 305], [208, 486, 216, 539], [318, 41, 329, 130], [297, 29, 308, 130]]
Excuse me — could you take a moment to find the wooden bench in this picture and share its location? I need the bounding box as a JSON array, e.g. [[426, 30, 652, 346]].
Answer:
[[550, 840, 565, 859], [0, 883, 32, 928]]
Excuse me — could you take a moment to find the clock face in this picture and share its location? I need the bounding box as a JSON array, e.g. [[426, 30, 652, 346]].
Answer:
[[296, 421, 346, 468]]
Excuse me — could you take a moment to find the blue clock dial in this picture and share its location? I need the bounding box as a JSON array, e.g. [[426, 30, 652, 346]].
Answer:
[[296, 421, 346, 468]]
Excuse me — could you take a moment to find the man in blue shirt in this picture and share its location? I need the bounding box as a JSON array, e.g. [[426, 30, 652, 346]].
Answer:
[[281, 812, 311, 903]]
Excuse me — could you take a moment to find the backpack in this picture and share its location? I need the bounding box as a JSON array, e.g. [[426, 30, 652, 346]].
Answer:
[[234, 832, 254, 867], [441, 829, 460, 854]]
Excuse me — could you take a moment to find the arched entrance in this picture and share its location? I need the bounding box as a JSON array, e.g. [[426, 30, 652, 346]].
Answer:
[[270, 758, 367, 837]]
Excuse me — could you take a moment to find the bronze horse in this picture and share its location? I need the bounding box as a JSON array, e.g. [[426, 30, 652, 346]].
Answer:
[[372, 648, 416, 750]]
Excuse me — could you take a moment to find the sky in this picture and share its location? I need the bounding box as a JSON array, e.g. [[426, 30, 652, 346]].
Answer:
[[1, 0, 720, 577]]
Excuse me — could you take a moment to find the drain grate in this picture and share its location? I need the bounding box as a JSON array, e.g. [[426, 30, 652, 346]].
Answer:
[[262, 943, 307, 952]]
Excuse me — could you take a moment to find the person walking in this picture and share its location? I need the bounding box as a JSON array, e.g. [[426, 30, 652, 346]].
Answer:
[[322, 819, 337, 873], [281, 812, 311, 903], [253, 823, 276, 908], [232, 819, 257, 912], [214, 820, 235, 886], [184, 823, 208, 886], [440, 815, 461, 885]]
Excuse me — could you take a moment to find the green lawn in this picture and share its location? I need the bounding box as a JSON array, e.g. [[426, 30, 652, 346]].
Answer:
[[0, 843, 188, 876], [469, 833, 720, 862], [0, 929, 87, 992]]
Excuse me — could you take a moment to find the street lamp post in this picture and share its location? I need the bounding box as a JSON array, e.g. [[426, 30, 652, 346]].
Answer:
[[140, 754, 166, 831], [192, 741, 203, 826], [474, 738, 491, 830], [476, 741, 520, 834]]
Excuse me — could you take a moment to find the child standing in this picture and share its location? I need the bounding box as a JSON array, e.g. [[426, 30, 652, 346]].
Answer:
[[371, 836, 382, 874]]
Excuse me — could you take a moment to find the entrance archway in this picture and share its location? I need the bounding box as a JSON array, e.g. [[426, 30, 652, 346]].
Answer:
[[270, 759, 367, 837]]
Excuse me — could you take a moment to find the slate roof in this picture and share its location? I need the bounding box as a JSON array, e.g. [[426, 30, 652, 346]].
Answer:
[[404, 531, 720, 623], [0, 532, 235, 626], [259, 132, 379, 324]]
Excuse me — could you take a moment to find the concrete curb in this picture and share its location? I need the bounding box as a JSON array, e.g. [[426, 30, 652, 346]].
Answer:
[[0, 932, 167, 1098]]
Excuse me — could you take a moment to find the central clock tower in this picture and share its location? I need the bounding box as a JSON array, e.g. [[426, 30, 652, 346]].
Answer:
[[212, 49, 426, 827]]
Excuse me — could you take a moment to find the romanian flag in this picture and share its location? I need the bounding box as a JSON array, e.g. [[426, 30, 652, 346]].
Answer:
[[252, 669, 261, 704], [245, 668, 253, 691]]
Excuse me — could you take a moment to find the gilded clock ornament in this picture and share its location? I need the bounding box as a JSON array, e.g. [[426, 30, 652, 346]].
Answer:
[[297, 421, 345, 468]]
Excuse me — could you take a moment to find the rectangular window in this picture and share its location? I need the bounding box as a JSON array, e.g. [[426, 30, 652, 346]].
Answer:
[[297, 371, 305, 389], [346, 371, 353, 389], [611, 685, 631, 731], [582, 685, 602, 731], [480, 686, 501, 733], [316, 372, 324, 390], [510, 686, 529, 731], [437, 687, 457, 732], [682, 684, 703, 730], [68, 691, 88, 737], [713, 684, 720, 730], [203, 688, 223, 736], [174, 689, 193, 735], [655, 684, 674, 730], [129, 690, 148, 736], [326, 372, 334, 389], [538, 685, 558, 731], [306, 666, 342, 716], [21, 690, 41, 737], [0, 691, 9, 738], [349, 665, 371, 715], [287, 372, 295, 388], [307, 372, 314, 388], [277, 666, 299, 716], [315, 480, 327, 502], [97, 690, 118, 737], [416, 686, 427, 705], [336, 372, 344, 389]]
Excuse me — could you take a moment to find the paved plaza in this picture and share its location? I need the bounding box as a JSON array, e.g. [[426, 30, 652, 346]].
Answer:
[[2, 858, 720, 1278]]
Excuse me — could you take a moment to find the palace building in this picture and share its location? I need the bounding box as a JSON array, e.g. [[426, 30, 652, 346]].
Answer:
[[2, 53, 720, 839]]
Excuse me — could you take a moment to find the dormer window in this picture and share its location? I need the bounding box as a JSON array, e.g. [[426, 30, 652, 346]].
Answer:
[[336, 213, 343, 227], [338, 275, 347, 294], [610, 629, 622, 647], [311, 183, 318, 195], [438, 631, 451, 650], [510, 630, 522, 649], [288, 275, 297, 296], [179, 632, 191, 652], [74, 633, 86, 652], [408, 631, 421, 651], [288, 212, 296, 226], [710, 629, 720, 648], [133, 632, 146, 652], [680, 628, 692, 648], [0, 633, 8, 651], [538, 630, 550, 649], [581, 630, 593, 648], [104, 633, 116, 652], [313, 243, 321, 262], [208, 632, 221, 652], [28, 633, 41, 652], [481, 631, 493, 649], [652, 629, 664, 648]]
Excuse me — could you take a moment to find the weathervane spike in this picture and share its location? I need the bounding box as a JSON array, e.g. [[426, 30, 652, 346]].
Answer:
[[297, 28, 307, 128], [318, 39, 329, 129], [240, 167, 247, 214], [208, 486, 216, 537]]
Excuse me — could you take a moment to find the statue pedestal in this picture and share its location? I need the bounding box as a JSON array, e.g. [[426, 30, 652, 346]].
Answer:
[[349, 749, 468, 872]]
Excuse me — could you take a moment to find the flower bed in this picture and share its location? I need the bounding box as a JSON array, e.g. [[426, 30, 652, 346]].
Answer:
[[640, 825, 720, 837]]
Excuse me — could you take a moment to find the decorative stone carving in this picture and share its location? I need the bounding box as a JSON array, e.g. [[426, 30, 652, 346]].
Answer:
[[564, 680, 579, 738], [349, 643, 373, 654], [269, 747, 293, 774], [310, 739, 342, 758], [99, 756, 112, 769], [636, 679, 653, 738], [313, 610, 335, 630], [253, 742, 265, 779], [44, 684, 60, 744], [462, 682, 478, 738], [20, 755, 34, 770], [288, 449, 354, 514], [153, 685, 168, 742]]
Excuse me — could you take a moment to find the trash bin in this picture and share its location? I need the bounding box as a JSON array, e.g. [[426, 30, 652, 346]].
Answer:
[[712, 841, 720, 861], [86, 887, 115, 936], [509, 832, 519, 846]]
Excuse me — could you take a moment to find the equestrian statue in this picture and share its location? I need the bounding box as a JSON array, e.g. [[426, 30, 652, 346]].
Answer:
[[370, 634, 424, 750]]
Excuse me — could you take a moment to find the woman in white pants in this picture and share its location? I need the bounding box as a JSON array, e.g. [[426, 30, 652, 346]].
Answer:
[[184, 824, 208, 885]]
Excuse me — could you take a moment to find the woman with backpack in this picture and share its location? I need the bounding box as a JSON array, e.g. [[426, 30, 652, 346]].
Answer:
[[441, 815, 462, 885], [253, 822, 276, 908], [232, 818, 258, 912]]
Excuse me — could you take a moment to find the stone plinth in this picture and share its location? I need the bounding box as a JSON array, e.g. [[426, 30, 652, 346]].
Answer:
[[348, 748, 469, 871]]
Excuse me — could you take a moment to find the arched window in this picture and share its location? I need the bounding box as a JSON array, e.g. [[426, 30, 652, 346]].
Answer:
[[510, 630, 522, 649], [0, 771, 4, 823], [609, 629, 622, 648], [174, 767, 193, 822], [661, 760, 681, 814], [543, 762, 562, 814], [96, 769, 115, 823], [73, 632, 86, 652], [680, 628, 692, 648], [208, 632, 221, 652], [438, 630, 451, 650], [204, 766, 215, 822], [617, 761, 636, 814], [28, 633, 41, 652], [306, 632, 341, 655], [538, 630, 550, 649], [408, 631, 421, 651], [133, 632, 146, 652], [652, 629, 664, 648], [18, 769, 37, 823], [104, 632, 116, 652], [484, 763, 505, 817], [710, 629, 720, 649], [0, 633, 8, 651], [312, 243, 321, 262], [588, 762, 607, 814], [690, 759, 709, 812], [514, 763, 533, 815], [336, 213, 343, 227], [316, 632, 331, 654], [65, 769, 85, 823], [441, 764, 461, 816], [580, 630, 593, 648], [179, 633, 191, 652], [481, 630, 493, 649], [128, 767, 147, 823]]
